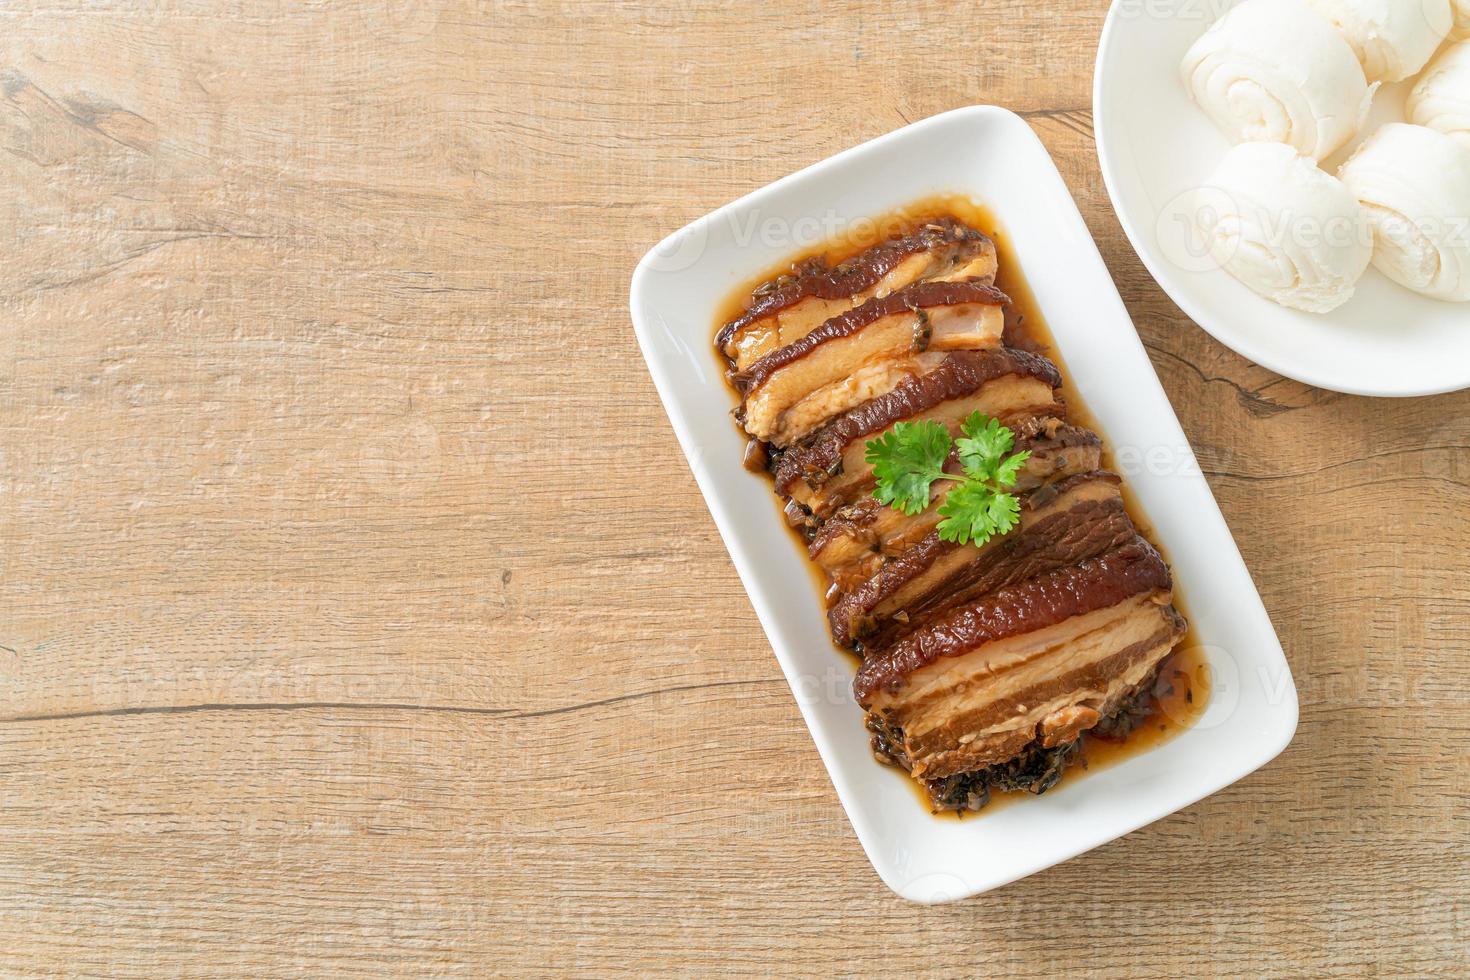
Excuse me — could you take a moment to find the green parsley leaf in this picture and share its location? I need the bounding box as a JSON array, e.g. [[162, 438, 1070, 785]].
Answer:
[[993, 449, 1031, 487], [985, 490, 1021, 529], [935, 481, 993, 545], [955, 412, 1013, 480], [867, 413, 1031, 549], [863, 419, 952, 516]]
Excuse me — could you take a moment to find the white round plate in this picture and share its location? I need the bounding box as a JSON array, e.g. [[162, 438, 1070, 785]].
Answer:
[[1094, 1, 1470, 397]]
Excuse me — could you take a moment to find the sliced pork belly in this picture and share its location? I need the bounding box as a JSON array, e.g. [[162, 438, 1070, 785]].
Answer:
[[710, 213, 1191, 814], [735, 280, 1008, 446], [770, 348, 1062, 517], [809, 422, 1102, 592], [874, 663, 1162, 812], [717, 219, 998, 372], [855, 538, 1185, 784], [829, 472, 1133, 649]]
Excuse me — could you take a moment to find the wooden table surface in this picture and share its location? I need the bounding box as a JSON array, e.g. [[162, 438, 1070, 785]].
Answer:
[[2, 1, 1466, 976]]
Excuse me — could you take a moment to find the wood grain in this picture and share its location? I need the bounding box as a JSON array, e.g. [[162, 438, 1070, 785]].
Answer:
[[1, 1, 1466, 976]]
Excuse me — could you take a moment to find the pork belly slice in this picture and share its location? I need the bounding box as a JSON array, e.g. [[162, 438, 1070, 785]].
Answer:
[[854, 538, 1184, 781], [829, 472, 1133, 649], [809, 421, 1103, 592], [873, 597, 1184, 780], [717, 219, 998, 371], [771, 348, 1063, 517], [855, 537, 1173, 702], [878, 666, 1162, 812], [736, 280, 1008, 446]]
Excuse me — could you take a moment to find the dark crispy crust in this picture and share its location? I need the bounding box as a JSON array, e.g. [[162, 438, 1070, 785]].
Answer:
[[714, 218, 993, 363], [853, 536, 1173, 704], [771, 347, 1062, 495], [828, 472, 1128, 648], [732, 279, 1009, 396]]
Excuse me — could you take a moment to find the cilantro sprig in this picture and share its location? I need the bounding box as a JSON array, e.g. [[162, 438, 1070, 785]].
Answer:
[[863, 413, 1030, 547]]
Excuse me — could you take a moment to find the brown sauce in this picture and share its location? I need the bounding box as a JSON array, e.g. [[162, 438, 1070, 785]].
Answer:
[[714, 195, 1210, 817]]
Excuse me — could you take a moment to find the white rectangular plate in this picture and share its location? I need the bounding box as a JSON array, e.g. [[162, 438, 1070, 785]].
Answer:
[[629, 105, 1298, 904]]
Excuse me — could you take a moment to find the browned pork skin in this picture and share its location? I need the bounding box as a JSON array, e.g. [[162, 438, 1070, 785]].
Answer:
[[770, 348, 1063, 517], [828, 472, 1133, 649], [855, 538, 1184, 781], [808, 422, 1103, 591], [717, 219, 998, 371], [735, 280, 1009, 446]]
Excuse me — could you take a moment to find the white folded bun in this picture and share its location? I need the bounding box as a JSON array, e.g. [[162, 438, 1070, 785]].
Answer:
[[1338, 123, 1470, 301], [1182, 0, 1376, 161], [1303, 0, 1451, 82], [1408, 41, 1470, 146], [1453, 0, 1470, 39], [1190, 143, 1372, 313]]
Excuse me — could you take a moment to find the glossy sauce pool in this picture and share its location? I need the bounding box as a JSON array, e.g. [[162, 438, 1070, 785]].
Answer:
[[715, 195, 1211, 817]]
